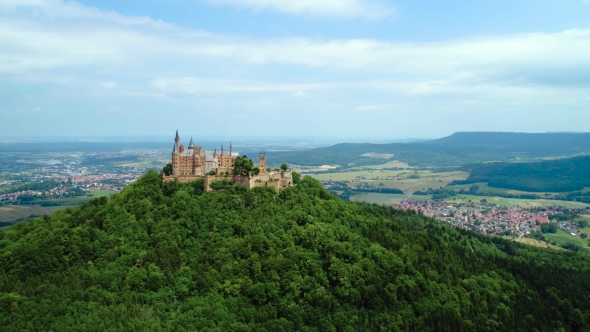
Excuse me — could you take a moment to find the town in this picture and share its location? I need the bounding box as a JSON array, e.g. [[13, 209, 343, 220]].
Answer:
[[0, 150, 156, 203], [395, 199, 589, 239]]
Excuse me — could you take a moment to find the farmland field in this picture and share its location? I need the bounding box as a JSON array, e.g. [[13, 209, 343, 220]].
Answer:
[[444, 195, 590, 208], [445, 182, 589, 197], [0, 205, 52, 222], [445, 182, 513, 195], [350, 193, 432, 205], [309, 170, 468, 192], [509, 237, 565, 250], [90, 189, 117, 197], [544, 229, 588, 248]]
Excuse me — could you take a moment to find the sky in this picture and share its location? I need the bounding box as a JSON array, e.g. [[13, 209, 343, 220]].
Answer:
[[1, 0, 589, 140]]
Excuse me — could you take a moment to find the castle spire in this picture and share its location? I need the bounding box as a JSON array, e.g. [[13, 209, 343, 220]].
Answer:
[[175, 129, 180, 140], [229, 141, 232, 155], [188, 135, 195, 148]]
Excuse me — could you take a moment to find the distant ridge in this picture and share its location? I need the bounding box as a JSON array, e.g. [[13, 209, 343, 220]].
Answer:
[[275, 132, 590, 167]]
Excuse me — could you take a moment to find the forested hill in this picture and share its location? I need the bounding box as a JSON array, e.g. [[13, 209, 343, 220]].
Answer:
[[457, 156, 590, 192], [2, 172, 590, 331], [429, 132, 590, 154], [272, 132, 590, 167]]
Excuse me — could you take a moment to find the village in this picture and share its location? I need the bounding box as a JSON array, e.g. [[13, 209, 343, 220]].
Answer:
[[0, 164, 146, 203], [395, 199, 590, 238]]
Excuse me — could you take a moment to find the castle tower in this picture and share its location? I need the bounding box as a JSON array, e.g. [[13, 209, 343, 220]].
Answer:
[[229, 141, 232, 156], [174, 130, 180, 148], [259, 152, 267, 174], [188, 136, 195, 150], [172, 143, 180, 176]]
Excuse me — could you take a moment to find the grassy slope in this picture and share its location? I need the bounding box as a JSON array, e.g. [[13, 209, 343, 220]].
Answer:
[[0, 205, 52, 222], [544, 229, 588, 248]]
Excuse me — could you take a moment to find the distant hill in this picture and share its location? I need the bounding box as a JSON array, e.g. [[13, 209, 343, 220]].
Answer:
[[1, 172, 590, 330], [273, 132, 590, 167], [457, 156, 590, 192]]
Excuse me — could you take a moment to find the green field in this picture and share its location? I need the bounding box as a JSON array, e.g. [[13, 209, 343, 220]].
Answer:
[[44, 205, 78, 213], [444, 195, 590, 208], [350, 193, 432, 205], [445, 182, 513, 195], [544, 229, 588, 248], [0, 205, 52, 223], [445, 182, 590, 197], [309, 170, 468, 192], [25, 190, 117, 205], [90, 189, 117, 197]]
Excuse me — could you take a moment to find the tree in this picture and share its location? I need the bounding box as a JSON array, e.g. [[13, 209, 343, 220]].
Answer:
[[234, 156, 255, 176], [163, 163, 172, 176], [280, 163, 289, 172], [252, 167, 260, 176], [292, 171, 301, 184]]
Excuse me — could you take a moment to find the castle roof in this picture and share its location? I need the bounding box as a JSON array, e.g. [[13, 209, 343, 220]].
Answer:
[[188, 136, 195, 148], [175, 130, 180, 140], [172, 144, 179, 153]]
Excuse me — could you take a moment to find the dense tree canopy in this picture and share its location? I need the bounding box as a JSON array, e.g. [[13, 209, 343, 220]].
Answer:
[[1, 171, 590, 331], [233, 156, 255, 176], [457, 156, 590, 192]]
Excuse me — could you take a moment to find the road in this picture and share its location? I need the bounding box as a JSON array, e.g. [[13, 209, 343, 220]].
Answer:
[[515, 223, 524, 239]]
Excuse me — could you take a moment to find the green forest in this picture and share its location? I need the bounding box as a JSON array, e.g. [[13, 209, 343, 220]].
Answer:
[[457, 156, 590, 192], [2, 171, 590, 331]]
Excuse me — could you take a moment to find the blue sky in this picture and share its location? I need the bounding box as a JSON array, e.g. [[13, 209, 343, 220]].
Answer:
[[1, 0, 589, 140]]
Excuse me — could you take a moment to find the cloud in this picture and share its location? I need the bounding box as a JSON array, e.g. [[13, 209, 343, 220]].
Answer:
[[101, 81, 118, 89], [1, 0, 590, 137], [2, 0, 590, 89], [292, 91, 308, 97], [202, 0, 395, 19], [149, 77, 333, 95]]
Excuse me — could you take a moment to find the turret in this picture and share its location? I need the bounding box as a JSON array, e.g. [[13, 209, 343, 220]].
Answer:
[[172, 144, 180, 176], [259, 152, 267, 174]]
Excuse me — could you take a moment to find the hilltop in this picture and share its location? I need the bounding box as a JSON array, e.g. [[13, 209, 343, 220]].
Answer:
[[1, 172, 590, 331], [273, 132, 590, 167]]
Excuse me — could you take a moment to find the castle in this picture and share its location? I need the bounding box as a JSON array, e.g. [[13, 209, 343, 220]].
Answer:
[[161, 130, 294, 192]]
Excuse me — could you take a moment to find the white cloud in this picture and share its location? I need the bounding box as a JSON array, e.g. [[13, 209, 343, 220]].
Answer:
[[203, 0, 395, 19], [101, 81, 118, 89], [149, 77, 333, 95], [1, 0, 590, 137], [292, 91, 308, 97]]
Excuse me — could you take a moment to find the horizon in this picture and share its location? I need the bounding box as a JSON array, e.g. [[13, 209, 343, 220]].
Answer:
[[1, 130, 590, 146]]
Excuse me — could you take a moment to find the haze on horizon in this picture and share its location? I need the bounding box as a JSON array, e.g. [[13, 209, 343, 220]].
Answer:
[[1, 0, 589, 140]]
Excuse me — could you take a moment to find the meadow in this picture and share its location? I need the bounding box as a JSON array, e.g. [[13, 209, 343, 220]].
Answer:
[[544, 229, 589, 248], [444, 195, 590, 208], [0, 190, 117, 228], [0, 205, 52, 223], [90, 189, 118, 197], [349, 193, 431, 205], [445, 182, 590, 198], [309, 170, 468, 192], [510, 237, 565, 250]]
